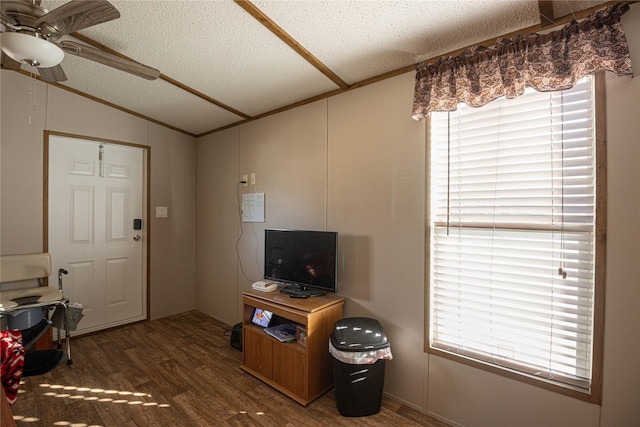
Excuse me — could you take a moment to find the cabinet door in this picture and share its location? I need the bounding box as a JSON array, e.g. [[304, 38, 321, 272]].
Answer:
[[272, 344, 307, 399], [244, 327, 273, 379]]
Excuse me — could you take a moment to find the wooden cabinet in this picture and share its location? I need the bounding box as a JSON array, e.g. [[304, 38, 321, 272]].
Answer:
[[241, 290, 344, 406]]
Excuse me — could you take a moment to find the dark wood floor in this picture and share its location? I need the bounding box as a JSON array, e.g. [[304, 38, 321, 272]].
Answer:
[[10, 311, 449, 426]]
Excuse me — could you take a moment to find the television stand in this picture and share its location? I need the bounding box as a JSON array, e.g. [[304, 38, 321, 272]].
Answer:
[[241, 290, 345, 405], [280, 284, 326, 298]]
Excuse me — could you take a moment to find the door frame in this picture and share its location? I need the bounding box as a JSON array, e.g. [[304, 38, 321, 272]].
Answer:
[[43, 130, 151, 323]]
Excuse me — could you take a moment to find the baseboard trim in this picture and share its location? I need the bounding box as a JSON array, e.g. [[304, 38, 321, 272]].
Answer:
[[383, 391, 463, 427]]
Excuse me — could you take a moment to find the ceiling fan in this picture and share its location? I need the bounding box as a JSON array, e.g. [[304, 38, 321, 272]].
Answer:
[[0, 0, 160, 82]]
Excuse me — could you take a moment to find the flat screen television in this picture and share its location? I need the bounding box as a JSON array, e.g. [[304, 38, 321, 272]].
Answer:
[[264, 229, 338, 298]]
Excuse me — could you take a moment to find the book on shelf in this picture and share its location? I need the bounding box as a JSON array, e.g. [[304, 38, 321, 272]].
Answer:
[[264, 323, 298, 342]]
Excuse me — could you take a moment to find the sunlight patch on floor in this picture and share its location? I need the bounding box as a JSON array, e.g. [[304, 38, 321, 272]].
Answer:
[[35, 382, 169, 407], [11, 415, 40, 423], [11, 382, 171, 426]]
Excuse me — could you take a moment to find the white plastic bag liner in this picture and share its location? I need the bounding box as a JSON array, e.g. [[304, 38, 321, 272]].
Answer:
[[329, 341, 392, 365]]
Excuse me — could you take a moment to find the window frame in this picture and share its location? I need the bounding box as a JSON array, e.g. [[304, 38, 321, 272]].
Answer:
[[424, 72, 606, 404]]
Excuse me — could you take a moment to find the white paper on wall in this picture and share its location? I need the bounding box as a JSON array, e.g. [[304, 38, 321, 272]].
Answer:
[[242, 193, 265, 222]]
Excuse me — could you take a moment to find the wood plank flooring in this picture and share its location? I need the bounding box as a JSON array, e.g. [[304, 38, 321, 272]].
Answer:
[[10, 311, 449, 426]]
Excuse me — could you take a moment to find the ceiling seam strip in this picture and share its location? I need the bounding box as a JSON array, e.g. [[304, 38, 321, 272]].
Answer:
[[234, 0, 350, 91]]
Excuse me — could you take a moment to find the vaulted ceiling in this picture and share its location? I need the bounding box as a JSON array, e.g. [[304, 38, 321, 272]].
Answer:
[[2, 0, 610, 137]]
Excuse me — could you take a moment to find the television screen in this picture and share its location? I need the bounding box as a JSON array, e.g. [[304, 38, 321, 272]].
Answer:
[[264, 229, 337, 296]]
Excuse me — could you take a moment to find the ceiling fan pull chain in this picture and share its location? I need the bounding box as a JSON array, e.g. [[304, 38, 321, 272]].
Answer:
[[27, 70, 37, 124]]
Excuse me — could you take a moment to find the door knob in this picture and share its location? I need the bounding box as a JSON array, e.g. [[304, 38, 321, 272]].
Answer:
[[133, 234, 141, 241]]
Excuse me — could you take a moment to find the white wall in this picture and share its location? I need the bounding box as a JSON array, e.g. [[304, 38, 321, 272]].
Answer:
[[0, 71, 197, 320], [326, 73, 427, 406], [598, 73, 640, 427], [195, 5, 640, 425], [196, 127, 240, 323], [599, 17, 640, 424], [1, 72, 49, 253]]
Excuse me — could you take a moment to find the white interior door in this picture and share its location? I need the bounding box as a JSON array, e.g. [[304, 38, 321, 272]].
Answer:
[[48, 135, 147, 335]]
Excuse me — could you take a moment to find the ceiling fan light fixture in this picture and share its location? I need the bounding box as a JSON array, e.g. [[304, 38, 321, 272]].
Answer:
[[1, 32, 64, 68]]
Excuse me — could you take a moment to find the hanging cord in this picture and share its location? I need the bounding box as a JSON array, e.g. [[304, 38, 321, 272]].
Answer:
[[248, 182, 261, 273], [554, 91, 567, 280], [235, 182, 260, 283], [548, 89, 569, 380], [489, 104, 502, 365], [559, 92, 567, 279]]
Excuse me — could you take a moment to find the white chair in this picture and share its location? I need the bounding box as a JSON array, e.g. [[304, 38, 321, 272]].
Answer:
[[0, 252, 72, 364]]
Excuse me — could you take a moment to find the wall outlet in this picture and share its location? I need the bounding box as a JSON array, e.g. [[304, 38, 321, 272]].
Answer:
[[242, 174, 248, 186]]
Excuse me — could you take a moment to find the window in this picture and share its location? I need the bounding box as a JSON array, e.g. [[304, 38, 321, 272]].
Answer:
[[427, 75, 605, 403]]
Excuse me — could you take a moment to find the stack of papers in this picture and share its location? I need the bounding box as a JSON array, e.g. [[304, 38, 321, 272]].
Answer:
[[264, 323, 297, 342]]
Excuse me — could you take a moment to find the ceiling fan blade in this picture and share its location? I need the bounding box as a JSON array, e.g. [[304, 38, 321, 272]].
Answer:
[[59, 40, 160, 81], [1, 51, 22, 70], [38, 64, 67, 82], [36, 0, 120, 37]]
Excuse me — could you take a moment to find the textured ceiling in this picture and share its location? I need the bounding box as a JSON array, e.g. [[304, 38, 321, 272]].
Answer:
[[4, 0, 610, 137]]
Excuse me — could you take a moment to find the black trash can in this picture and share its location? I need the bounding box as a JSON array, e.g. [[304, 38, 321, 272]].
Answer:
[[330, 317, 392, 417]]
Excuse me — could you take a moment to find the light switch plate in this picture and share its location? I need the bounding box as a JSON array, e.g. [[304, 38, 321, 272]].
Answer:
[[156, 206, 168, 218]]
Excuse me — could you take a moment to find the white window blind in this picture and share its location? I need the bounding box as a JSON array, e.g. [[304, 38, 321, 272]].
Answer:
[[429, 76, 596, 392]]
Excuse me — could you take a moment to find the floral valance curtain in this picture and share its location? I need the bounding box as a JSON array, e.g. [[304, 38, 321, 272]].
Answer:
[[412, 2, 633, 119]]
